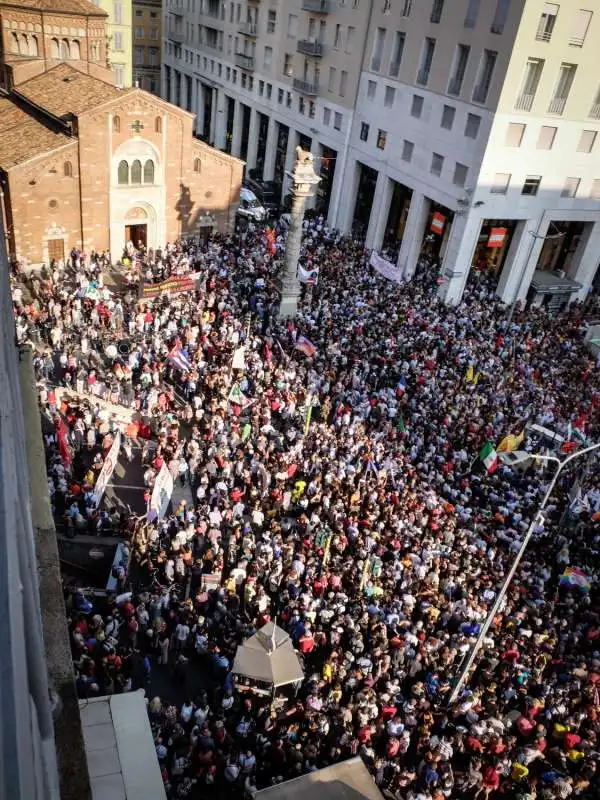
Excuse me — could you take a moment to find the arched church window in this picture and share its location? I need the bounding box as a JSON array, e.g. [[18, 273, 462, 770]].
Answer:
[[193, 158, 201, 173], [155, 116, 162, 134], [64, 161, 73, 177], [51, 38, 59, 59], [113, 115, 121, 134], [143, 160, 155, 184], [30, 35, 39, 57], [117, 160, 129, 185], [71, 40, 81, 60], [60, 39, 70, 60], [131, 160, 142, 184]]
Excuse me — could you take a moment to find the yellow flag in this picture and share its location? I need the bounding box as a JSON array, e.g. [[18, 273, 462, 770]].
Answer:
[[473, 372, 480, 386], [497, 431, 525, 453], [465, 364, 474, 383]]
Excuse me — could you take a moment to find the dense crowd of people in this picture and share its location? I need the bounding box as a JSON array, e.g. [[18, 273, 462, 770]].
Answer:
[[11, 218, 600, 800]]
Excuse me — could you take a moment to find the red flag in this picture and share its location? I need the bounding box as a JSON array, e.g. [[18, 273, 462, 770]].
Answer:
[[56, 418, 72, 468]]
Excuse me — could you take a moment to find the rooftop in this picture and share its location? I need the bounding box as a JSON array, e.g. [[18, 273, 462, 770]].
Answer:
[[0, 95, 72, 169], [15, 63, 127, 119], [0, 0, 107, 15], [255, 758, 384, 800]]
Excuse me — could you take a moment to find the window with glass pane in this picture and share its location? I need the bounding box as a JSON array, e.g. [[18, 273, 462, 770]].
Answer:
[[401, 0, 412, 16], [334, 112, 342, 130], [360, 122, 369, 141], [464, 0, 481, 28], [131, 160, 142, 184], [505, 122, 526, 146], [473, 49, 497, 103], [417, 37, 436, 86], [548, 63, 577, 115], [465, 113, 481, 139], [144, 160, 154, 183], [384, 85, 395, 107], [323, 107, 331, 125], [267, 10, 276, 33], [570, 9, 592, 47], [376, 129, 387, 150], [522, 175, 541, 195], [411, 94, 423, 117], [430, 0, 444, 24], [389, 32, 405, 77], [402, 140, 414, 162], [491, 173, 510, 194], [441, 105, 455, 130], [515, 58, 544, 111], [536, 125, 557, 149], [577, 130, 597, 153], [536, 3, 558, 42], [371, 27, 385, 71], [491, 0, 510, 34], [367, 79, 376, 99], [590, 179, 600, 199], [561, 177, 580, 198], [453, 163, 468, 187], [118, 160, 128, 184], [430, 153, 444, 176], [448, 44, 470, 96]]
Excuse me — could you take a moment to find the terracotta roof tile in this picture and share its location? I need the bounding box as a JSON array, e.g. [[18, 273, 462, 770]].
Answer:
[[0, 96, 72, 169], [0, 0, 107, 15], [15, 63, 129, 118]]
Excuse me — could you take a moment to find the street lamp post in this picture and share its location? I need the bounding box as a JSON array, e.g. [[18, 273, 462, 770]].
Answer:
[[278, 147, 321, 319], [448, 441, 600, 707]]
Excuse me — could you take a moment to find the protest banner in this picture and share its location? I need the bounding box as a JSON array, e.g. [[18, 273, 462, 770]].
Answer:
[[92, 430, 121, 506], [147, 462, 174, 522], [369, 251, 402, 284]]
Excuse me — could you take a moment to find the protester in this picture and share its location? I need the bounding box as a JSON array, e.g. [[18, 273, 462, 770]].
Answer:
[[12, 217, 600, 800]]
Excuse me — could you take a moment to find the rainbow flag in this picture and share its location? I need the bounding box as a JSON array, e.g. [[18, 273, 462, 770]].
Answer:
[[560, 567, 592, 592]]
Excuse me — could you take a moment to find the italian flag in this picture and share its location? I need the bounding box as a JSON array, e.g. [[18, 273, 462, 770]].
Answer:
[[479, 442, 499, 474]]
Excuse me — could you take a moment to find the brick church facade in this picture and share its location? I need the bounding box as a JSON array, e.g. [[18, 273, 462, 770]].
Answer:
[[0, 0, 243, 265]]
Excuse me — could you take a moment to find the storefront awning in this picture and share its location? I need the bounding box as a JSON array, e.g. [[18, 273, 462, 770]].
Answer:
[[530, 270, 582, 295]]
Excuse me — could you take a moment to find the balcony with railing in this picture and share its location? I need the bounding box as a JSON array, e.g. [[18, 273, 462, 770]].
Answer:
[[547, 96, 567, 115], [301, 0, 330, 13], [589, 103, 600, 120], [297, 39, 323, 57], [293, 77, 320, 95], [569, 35, 585, 47], [239, 22, 258, 36], [235, 52, 255, 70], [514, 92, 535, 111]]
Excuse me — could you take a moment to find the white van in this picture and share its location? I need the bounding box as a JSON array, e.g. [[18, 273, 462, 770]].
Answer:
[[237, 187, 267, 222]]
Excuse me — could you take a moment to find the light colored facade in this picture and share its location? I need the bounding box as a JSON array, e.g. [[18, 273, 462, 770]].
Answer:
[[163, 0, 600, 305], [97, 0, 133, 87], [133, 0, 162, 93]]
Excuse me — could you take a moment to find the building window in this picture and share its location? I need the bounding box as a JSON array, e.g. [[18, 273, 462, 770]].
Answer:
[[376, 129, 387, 149], [155, 116, 162, 134], [561, 177, 580, 198], [505, 122, 526, 147], [411, 94, 423, 118], [267, 10, 277, 33], [135, 26, 144, 38], [329, 67, 337, 92], [389, 31, 405, 77], [149, 28, 158, 40], [491, 0, 510, 34], [464, 113, 481, 139], [464, 0, 481, 28], [113, 32, 123, 51], [515, 58, 544, 111], [548, 63, 577, 115], [590, 179, 600, 199], [131, 160, 142, 184], [430, 0, 444, 24], [473, 49, 497, 104], [367, 79, 376, 99], [334, 24, 342, 49], [360, 121, 369, 141], [63, 161, 73, 177], [30, 35, 39, 56], [536, 125, 557, 149], [134, 45, 144, 66], [570, 9, 592, 47], [263, 46, 272, 70], [277, 87, 283, 103], [430, 152, 444, 176], [340, 70, 348, 96], [118, 160, 129, 184], [441, 104, 455, 129], [417, 37, 436, 86], [577, 129, 597, 153], [113, 115, 121, 133], [384, 85, 395, 107], [453, 162, 468, 187], [448, 44, 470, 96], [522, 175, 541, 195], [323, 107, 331, 125], [309, 100, 315, 119], [283, 53, 293, 76], [258, 79, 265, 96], [402, 140, 414, 162], [287, 13, 298, 38], [194, 158, 201, 173], [90, 42, 99, 61], [346, 26, 355, 54], [371, 27, 385, 71], [149, 47, 158, 66], [286, 91, 292, 107], [536, 3, 558, 42], [491, 172, 511, 194], [299, 96, 306, 115], [401, 0, 412, 17], [144, 160, 155, 183], [114, 2, 123, 24], [60, 38, 70, 59], [334, 112, 342, 130]]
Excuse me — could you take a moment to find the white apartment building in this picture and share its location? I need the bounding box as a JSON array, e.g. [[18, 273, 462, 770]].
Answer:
[[163, 0, 600, 306]]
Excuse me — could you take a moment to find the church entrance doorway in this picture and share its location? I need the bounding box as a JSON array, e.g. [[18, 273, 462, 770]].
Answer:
[[125, 223, 147, 249], [47, 238, 65, 263]]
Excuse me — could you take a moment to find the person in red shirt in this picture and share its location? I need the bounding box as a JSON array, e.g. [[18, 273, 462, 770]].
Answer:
[[298, 625, 315, 655]]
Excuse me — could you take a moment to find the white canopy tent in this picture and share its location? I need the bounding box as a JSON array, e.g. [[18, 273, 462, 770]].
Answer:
[[232, 620, 304, 689]]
